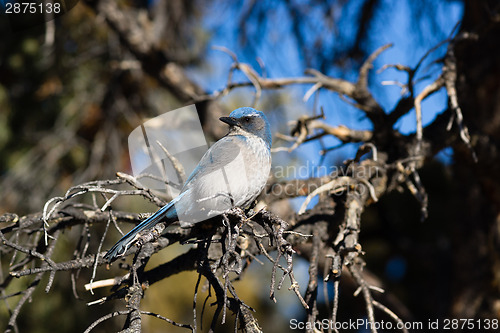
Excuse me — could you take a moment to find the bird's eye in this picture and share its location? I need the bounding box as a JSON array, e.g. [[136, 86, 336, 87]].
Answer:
[[243, 116, 251, 122]]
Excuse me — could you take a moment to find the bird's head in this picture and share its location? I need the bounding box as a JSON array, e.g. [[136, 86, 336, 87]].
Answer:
[[220, 107, 272, 147]]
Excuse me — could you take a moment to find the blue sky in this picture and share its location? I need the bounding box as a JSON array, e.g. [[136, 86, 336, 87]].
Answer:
[[186, 0, 463, 166]]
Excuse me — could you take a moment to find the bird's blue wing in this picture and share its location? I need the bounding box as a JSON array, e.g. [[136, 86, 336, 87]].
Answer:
[[182, 136, 243, 189]]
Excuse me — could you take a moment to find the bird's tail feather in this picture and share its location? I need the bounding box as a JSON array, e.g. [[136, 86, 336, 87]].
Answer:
[[104, 199, 178, 261]]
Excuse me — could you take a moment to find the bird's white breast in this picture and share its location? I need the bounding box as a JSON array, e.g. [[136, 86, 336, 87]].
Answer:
[[173, 133, 271, 224]]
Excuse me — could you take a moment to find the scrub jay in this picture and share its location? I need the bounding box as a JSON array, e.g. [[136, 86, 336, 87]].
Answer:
[[104, 107, 272, 261]]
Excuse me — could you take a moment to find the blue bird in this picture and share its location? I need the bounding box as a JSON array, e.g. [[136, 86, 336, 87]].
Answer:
[[104, 107, 272, 261]]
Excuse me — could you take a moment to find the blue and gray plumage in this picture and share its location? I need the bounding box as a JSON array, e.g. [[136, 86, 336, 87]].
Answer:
[[104, 107, 272, 261]]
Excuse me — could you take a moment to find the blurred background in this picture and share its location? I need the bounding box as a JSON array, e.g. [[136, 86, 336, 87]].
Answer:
[[1, 0, 499, 332]]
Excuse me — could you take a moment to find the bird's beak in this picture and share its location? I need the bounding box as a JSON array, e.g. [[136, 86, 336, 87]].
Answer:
[[220, 116, 239, 127]]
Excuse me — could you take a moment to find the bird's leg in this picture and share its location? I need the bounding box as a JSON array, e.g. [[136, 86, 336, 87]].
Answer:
[[222, 213, 229, 228]]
